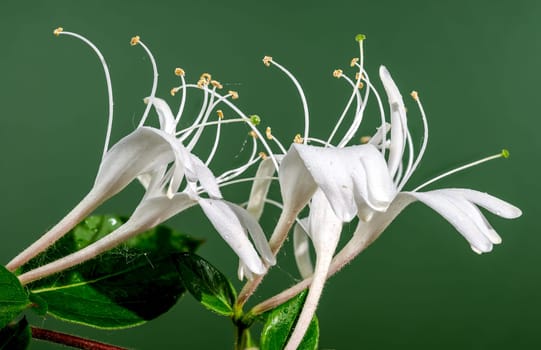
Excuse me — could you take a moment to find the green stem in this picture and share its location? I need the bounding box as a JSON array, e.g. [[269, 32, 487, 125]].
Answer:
[[31, 327, 127, 350]]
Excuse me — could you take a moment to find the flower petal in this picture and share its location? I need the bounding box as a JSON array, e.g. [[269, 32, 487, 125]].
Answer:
[[407, 191, 493, 253], [442, 188, 522, 219], [130, 192, 197, 229], [246, 158, 276, 220], [289, 143, 395, 221], [198, 198, 266, 275], [293, 218, 314, 279], [278, 145, 318, 214], [146, 97, 177, 134], [226, 202, 275, 265], [379, 65, 407, 178], [94, 127, 177, 197]]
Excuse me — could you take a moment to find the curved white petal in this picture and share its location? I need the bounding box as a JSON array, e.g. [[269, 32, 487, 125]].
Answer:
[[186, 153, 222, 198], [146, 97, 177, 134], [130, 192, 198, 229], [285, 191, 341, 350], [246, 158, 276, 220], [441, 188, 522, 219], [279, 145, 318, 214], [198, 198, 266, 275], [379, 66, 407, 178], [226, 202, 275, 266], [290, 143, 395, 221], [293, 218, 314, 279], [94, 127, 177, 197], [407, 191, 493, 253]]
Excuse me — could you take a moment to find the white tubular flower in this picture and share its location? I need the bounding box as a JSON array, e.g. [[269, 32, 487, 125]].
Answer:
[[262, 35, 521, 349], [13, 29, 277, 283]]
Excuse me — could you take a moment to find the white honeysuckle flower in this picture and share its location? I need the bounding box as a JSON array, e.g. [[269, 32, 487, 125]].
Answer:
[[13, 28, 278, 283], [259, 35, 521, 350]]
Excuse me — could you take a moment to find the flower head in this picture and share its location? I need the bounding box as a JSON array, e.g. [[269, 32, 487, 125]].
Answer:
[[259, 35, 521, 350], [14, 29, 278, 283]]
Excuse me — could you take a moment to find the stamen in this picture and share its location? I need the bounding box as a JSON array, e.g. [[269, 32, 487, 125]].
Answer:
[[355, 33, 367, 42], [133, 36, 159, 128], [266, 126, 273, 140], [201, 73, 212, 82], [265, 126, 287, 154], [186, 83, 218, 150], [175, 67, 185, 76], [333, 69, 343, 78], [360, 136, 371, 144], [178, 84, 279, 171], [130, 36, 140, 46], [250, 114, 261, 126], [229, 90, 239, 99], [263, 56, 273, 67], [205, 109, 223, 167], [412, 150, 509, 192], [333, 72, 367, 147], [216, 135, 259, 183], [264, 58, 310, 144], [294, 134, 304, 144], [398, 91, 429, 190], [55, 29, 114, 162], [211, 80, 223, 89]]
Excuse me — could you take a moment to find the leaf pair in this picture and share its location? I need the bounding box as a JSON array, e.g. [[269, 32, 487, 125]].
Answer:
[[21, 215, 202, 329], [175, 252, 319, 349]]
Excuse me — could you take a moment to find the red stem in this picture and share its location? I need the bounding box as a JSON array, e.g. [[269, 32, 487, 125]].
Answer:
[[31, 327, 128, 350]]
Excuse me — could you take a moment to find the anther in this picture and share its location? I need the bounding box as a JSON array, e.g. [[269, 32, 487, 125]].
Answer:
[[355, 72, 366, 81], [410, 91, 419, 101], [211, 80, 223, 89], [229, 90, 239, 99], [265, 126, 273, 140], [355, 34, 366, 42], [174, 68, 185, 77], [216, 110, 224, 119], [358, 82, 364, 89], [501, 149, 510, 158], [263, 56, 273, 67], [360, 136, 371, 144], [250, 115, 261, 126], [259, 152, 268, 159], [350, 58, 359, 67], [53, 27, 63, 36], [201, 73, 212, 82], [249, 130, 258, 139], [170, 87, 178, 96], [293, 134, 304, 144], [333, 69, 343, 78], [197, 79, 206, 88], [130, 36, 140, 46]]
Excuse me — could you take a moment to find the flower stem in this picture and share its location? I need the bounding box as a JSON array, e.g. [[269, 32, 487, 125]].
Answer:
[[31, 327, 127, 350]]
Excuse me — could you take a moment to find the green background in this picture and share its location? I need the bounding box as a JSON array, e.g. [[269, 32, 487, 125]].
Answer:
[[1, 0, 539, 348]]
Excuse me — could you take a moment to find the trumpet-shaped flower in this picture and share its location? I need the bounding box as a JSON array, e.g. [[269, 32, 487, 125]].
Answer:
[[13, 29, 277, 284], [259, 36, 521, 349]]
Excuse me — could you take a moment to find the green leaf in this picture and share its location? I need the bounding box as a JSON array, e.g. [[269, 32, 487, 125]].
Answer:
[[0, 317, 31, 350], [260, 290, 319, 350], [22, 215, 202, 329], [176, 253, 237, 316], [0, 266, 31, 329]]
